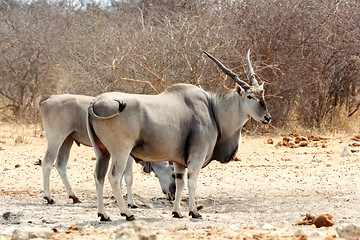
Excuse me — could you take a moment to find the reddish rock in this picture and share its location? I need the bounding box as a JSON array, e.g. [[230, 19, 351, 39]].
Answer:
[[314, 214, 334, 228]]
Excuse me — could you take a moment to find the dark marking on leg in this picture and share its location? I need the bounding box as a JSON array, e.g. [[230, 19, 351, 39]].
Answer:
[[98, 213, 111, 221], [189, 211, 202, 219], [172, 211, 183, 218], [44, 196, 54, 204], [187, 172, 192, 180], [174, 173, 183, 179], [69, 195, 81, 204]]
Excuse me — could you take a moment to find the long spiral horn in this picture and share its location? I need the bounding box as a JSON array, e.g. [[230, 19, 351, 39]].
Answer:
[[204, 51, 251, 90]]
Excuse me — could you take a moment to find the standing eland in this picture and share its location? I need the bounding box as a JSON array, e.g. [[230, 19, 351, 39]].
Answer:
[[40, 94, 175, 208], [87, 50, 271, 221]]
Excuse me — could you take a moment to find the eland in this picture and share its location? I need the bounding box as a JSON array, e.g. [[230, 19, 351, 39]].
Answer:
[[87, 50, 271, 221], [40, 94, 175, 207]]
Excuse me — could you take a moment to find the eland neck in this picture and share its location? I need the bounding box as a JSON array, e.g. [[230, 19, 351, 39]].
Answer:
[[210, 90, 250, 139]]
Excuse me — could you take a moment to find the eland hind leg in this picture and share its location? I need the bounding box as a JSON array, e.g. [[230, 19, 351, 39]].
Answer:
[[55, 137, 80, 203], [124, 156, 137, 208], [94, 148, 111, 221], [108, 151, 135, 221], [42, 137, 66, 204]]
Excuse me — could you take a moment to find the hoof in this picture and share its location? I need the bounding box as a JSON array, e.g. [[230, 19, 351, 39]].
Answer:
[[98, 213, 111, 221], [69, 196, 81, 204], [172, 211, 183, 218], [196, 205, 204, 211], [121, 213, 136, 221], [44, 197, 54, 204], [189, 211, 202, 219], [128, 204, 138, 209]]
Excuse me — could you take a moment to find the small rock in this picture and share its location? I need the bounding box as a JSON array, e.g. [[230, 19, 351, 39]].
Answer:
[[116, 228, 138, 240], [1, 226, 17, 235], [336, 223, 360, 238], [259, 223, 275, 230], [244, 233, 253, 239], [34, 159, 42, 165], [15, 164, 20, 168], [280, 220, 289, 225], [294, 228, 309, 237], [2, 212, 21, 224], [11, 227, 54, 240], [341, 145, 351, 157], [65, 225, 82, 234], [297, 213, 316, 225], [309, 231, 323, 237], [266, 139, 274, 144], [82, 223, 95, 232], [314, 214, 334, 228], [115, 220, 156, 240]]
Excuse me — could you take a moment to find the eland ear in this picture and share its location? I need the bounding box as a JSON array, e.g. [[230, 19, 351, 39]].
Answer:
[[259, 82, 264, 91], [236, 85, 246, 96]]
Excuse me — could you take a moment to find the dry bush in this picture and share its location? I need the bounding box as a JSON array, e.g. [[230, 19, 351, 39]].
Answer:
[[0, 0, 61, 122], [0, 0, 359, 132]]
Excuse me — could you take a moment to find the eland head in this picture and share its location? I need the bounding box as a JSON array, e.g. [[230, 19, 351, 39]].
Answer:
[[204, 50, 271, 124]]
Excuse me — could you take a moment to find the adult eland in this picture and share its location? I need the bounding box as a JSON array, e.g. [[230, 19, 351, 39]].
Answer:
[[87, 50, 271, 221]]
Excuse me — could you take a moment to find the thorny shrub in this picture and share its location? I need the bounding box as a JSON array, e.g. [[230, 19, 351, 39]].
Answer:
[[0, 0, 359, 131]]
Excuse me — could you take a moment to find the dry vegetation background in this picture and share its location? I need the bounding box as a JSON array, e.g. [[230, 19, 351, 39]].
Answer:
[[0, 0, 359, 131]]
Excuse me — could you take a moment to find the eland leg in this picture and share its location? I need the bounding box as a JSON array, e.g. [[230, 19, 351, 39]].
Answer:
[[172, 163, 186, 218], [124, 156, 137, 208], [94, 150, 111, 221], [187, 154, 204, 219], [55, 137, 80, 203], [108, 152, 135, 221], [42, 139, 63, 204]]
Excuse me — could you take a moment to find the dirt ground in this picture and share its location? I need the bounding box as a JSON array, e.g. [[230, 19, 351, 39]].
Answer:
[[0, 123, 359, 239]]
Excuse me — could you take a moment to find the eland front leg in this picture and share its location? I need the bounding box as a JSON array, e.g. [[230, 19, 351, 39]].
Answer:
[[172, 163, 186, 218], [187, 153, 204, 219]]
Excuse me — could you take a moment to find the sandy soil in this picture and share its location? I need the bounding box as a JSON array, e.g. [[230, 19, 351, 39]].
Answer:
[[0, 123, 359, 239]]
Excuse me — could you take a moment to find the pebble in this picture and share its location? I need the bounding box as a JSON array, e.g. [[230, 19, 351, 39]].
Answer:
[[336, 223, 360, 238], [340, 145, 351, 157], [259, 223, 275, 230], [115, 220, 157, 240], [1, 226, 17, 235], [11, 226, 54, 240], [310, 231, 323, 237], [294, 228, 326, 238], [294, 228, 309, 236]]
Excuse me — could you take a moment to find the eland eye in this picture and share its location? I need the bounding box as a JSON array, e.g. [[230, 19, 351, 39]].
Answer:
[[247, 95, 254, 100]]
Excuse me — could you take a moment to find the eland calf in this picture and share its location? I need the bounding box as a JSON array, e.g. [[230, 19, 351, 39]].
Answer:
[[87, 50, 271, 221], [40, 94, 175, 207]]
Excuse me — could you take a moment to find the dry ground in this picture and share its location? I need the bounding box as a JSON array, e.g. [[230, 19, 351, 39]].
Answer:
[[0, 123, 359, 239]]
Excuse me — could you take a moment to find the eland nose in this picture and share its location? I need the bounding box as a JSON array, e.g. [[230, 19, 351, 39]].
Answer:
[[264, 115, 272, 123]]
